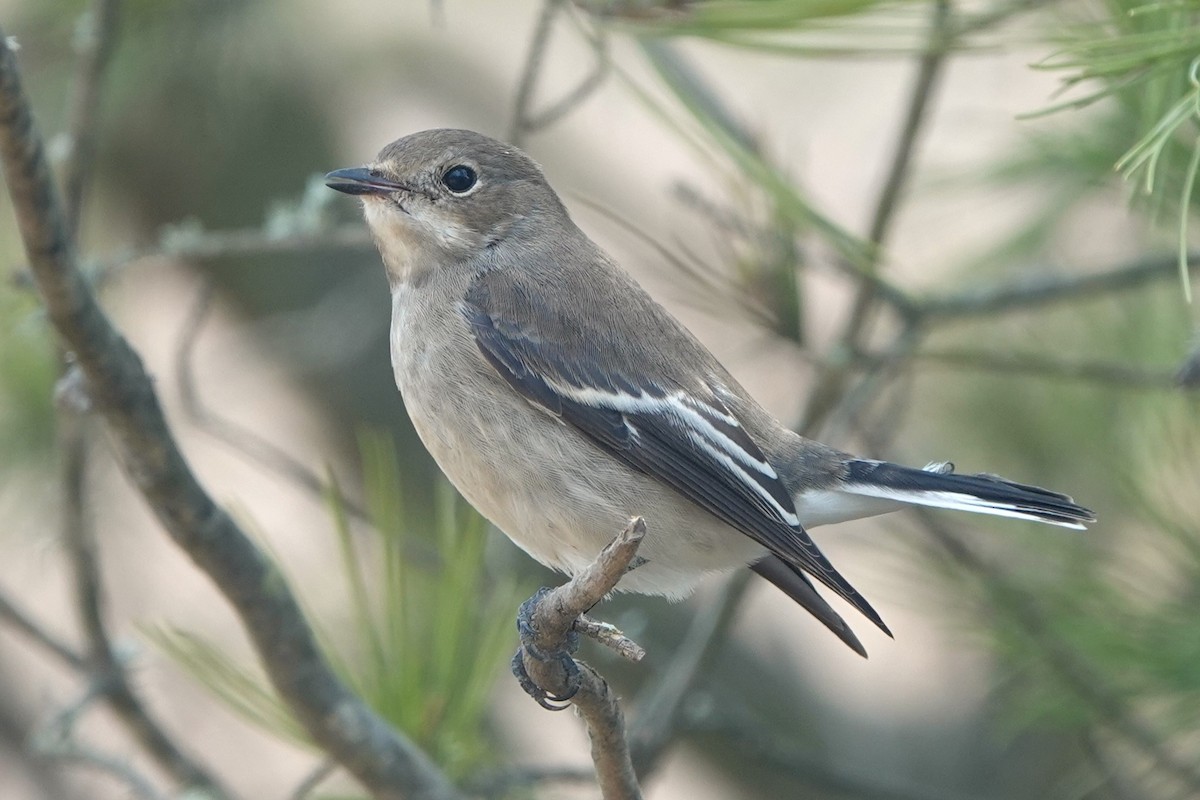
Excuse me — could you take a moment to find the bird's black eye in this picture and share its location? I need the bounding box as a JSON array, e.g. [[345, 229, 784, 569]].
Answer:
[[441, 165, 477, 194]]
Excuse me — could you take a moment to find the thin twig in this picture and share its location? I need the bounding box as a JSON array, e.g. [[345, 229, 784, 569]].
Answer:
[[0, 590, 86, 670], [0, 31, 464, 800], [518, 518, 647, 800], [921, 252, 1200, 320], [883, 346, 1189, 391], [509, 0, 609, 146], [60, 0, 119, 235], [803, 0, 951, 433]]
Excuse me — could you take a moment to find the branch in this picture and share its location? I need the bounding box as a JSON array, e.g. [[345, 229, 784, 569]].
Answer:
[[509, 0, 609, 146], [50, 2, 234, 793], [517, 518, 646, 800], [885, 347, 1189, 391], [60, 0, 120, 234], [920, 252, 1200, 320], [0, 31, 463, 800], [803, 0, 950, 433]]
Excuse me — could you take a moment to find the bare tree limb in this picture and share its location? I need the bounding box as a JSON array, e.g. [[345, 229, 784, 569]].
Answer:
[[517, 518, 646, 800], [0, 30, 463, 800], [920, 252, 1200, 320], [465, 764, 596, 798]]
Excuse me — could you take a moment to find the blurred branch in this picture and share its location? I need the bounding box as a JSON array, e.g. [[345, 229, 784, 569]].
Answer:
[[60, 0, 119, 236], [510, 0, 609, 146], [882, 346, 1191, 391], [921, 252, 1200, 320], [174, 282, 370, 520], [59, 401, 228, 796], [30, 678, 165, 800], [0, 31, 464, 800], [629, 569, 751, 778], [0, 590, 86, 670], [9, 222, 374, 293], [516, 518, 646, 800], [53, 1, 233, 796], [803, 0, 951, 433]]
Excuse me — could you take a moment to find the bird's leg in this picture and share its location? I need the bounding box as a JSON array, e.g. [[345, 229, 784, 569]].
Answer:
[[512, 588, 582, 710], [510, 518, 648, 710]]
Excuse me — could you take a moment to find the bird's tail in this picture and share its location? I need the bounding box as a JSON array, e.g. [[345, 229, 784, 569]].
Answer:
[[841, 459, 1095, 530]]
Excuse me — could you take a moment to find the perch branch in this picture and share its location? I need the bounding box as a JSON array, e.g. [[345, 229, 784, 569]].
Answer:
[[517, 518, 646, 800]]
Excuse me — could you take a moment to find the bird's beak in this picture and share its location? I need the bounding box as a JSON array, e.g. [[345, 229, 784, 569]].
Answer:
[[324, 167, 408, 196]]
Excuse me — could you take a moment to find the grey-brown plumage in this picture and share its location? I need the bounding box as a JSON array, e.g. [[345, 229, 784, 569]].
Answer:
[[326, 128, 1094, 656]]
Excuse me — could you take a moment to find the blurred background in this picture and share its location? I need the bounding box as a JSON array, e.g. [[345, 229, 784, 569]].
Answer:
[[1, 1, 1198, 798]]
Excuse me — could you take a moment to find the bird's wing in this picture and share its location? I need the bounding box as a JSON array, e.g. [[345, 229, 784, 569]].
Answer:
[[461, 271, 888, 636]]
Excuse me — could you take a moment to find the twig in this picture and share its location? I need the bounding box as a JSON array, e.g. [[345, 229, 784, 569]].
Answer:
[[575, 615, 646, 662], [60, 0, 119, 235], [803, 0, 951, 433], [628, 569, 751, 778], [60, 405, 228, 796], [509, 0, 609, 146], [0, 590, 86, 670], [0, 31, 464, 800], [883, 346, 1189, 391], [518, 518, 646, 800], [921, 252, 1200, 320]]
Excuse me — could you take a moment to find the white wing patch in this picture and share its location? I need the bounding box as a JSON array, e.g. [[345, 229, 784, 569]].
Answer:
[[552, 382, 799, 527]]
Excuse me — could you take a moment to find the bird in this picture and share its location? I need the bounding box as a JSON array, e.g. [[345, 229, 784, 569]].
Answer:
[[325, 128, 1093, 657]]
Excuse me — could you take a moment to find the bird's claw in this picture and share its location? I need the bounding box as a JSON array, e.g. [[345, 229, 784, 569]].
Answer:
[[512, 587, 583, 710], [510, 647, 580, 710]]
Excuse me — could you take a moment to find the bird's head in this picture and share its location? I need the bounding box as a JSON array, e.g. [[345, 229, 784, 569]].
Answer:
[[326, 129, 566, 283]]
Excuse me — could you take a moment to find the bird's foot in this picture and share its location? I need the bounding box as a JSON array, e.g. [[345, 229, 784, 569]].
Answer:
[[512, 588, 582, 711]]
